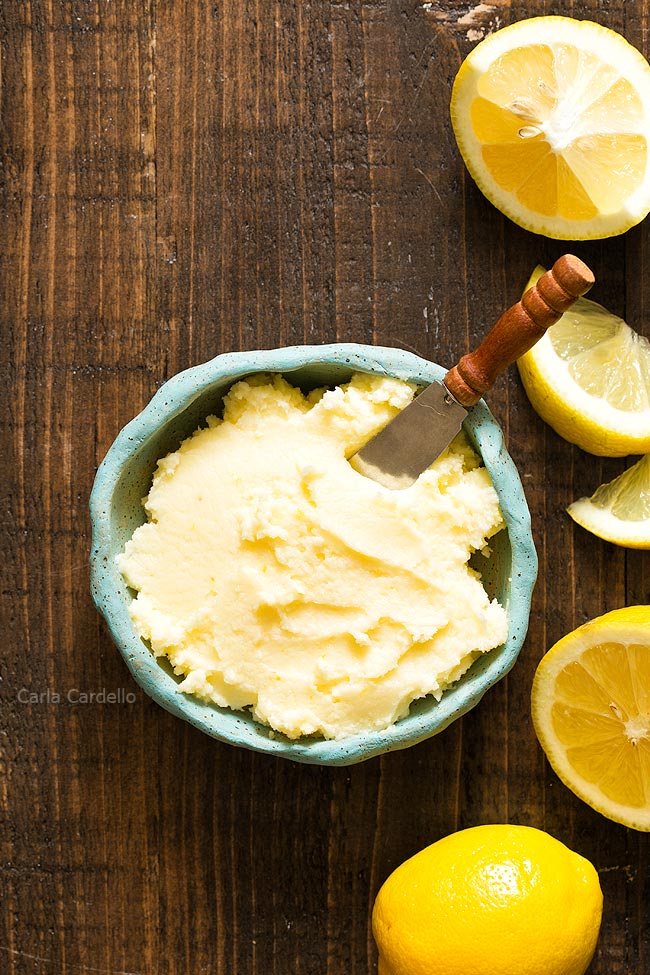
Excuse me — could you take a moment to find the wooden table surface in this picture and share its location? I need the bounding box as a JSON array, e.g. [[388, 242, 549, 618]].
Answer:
[[3, 1, 650, 972]]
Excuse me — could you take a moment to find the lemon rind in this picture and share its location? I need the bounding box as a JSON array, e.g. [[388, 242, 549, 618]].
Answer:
[[451, 16, 650, 240]]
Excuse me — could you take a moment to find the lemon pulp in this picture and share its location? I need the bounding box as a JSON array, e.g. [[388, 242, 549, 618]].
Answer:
[[474, 45, 646, 220], [532, 606, 650, 830]]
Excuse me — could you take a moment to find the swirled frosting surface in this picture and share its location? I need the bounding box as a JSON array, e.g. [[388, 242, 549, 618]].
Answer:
[[118, 373, 507, 739]]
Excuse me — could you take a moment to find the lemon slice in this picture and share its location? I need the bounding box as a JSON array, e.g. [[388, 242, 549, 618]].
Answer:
[[450, 17, 650, 239], [531, 606, 650, 831], [517, 266, 650, 456], [567, 454, 650, 547]]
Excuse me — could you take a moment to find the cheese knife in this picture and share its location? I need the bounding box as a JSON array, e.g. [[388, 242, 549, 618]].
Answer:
[[349, 254, 595, 489]]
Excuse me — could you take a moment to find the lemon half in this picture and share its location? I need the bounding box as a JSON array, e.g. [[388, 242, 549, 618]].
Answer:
[[517, 266, 650, 456], [451, 17, 650, 239], [532, 606, 650, 831]]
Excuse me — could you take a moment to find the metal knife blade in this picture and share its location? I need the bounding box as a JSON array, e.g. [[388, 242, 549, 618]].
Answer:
[[348, 380, 467, 490]]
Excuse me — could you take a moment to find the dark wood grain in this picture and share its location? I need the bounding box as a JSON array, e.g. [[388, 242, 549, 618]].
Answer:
[[2, 1, 650, 972]]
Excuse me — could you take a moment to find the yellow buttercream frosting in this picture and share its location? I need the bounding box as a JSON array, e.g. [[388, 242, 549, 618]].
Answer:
[[118, 373, 508, 739]]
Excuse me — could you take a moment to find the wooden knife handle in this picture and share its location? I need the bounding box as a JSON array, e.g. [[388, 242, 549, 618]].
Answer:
[[444, 254, 595, 408]]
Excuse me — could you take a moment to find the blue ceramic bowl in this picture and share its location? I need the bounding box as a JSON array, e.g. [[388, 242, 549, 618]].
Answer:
[[90, 344, 537, 765]]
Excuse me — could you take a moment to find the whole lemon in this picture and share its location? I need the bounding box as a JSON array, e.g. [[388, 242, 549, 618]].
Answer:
[[372, 825, 602, 975]]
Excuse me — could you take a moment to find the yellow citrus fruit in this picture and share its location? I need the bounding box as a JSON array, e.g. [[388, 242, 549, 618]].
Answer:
[[517, 266, 650, 456], [568, 454, 650, 547], [372, 824, 602, 975], [532, 606, 650, 830], [450, 17, 650, 239]]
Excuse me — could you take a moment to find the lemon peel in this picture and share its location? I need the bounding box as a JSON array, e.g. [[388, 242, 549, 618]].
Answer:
[[372, 824, 602, 975]]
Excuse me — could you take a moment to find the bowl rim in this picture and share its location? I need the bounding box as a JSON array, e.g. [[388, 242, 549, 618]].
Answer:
[[90, 342, 538, 765]]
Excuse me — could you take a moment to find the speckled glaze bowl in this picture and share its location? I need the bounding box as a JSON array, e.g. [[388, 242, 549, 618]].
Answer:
[[90, 344, 537, 765]]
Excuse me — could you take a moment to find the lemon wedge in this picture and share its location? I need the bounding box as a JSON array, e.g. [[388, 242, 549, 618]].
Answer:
[[450, 17, 650, 239], [517, 266, 650, 456], [568, 454, 650, 547], [531, 606, 650, 831]]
